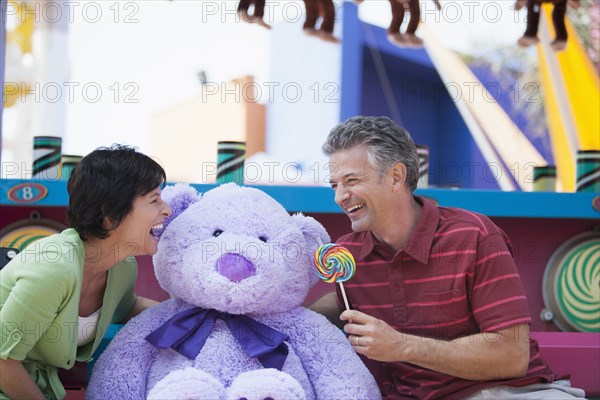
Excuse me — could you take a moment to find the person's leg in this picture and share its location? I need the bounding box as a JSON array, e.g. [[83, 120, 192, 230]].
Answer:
[[518, 0, 542, 46], [551, 0, 568, 50], [387, 0, 406, 46], [237, 0, 254, 22], [462, 389, 486, 400], [404, 0, 423, 47], [253, 0, 271, 29], [318, 0, 335, 33], [303, 0, 320, 35], [317, 0, 339, 42], [487, 380, 586, 399], [388, 0, 405, 34], [405, 0, 420, 35]]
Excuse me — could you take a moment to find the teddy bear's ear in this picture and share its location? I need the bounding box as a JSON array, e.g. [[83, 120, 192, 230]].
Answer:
[[291, 213, 331, 286], [155, 183, 201, 238]]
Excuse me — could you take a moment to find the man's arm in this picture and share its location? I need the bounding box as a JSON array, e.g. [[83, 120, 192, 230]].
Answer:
[[308, 292, 344, 328], [342, 310, 530, 381]]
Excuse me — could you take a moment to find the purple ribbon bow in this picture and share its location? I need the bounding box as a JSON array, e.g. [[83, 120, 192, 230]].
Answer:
[[145, 308, 289, 370]]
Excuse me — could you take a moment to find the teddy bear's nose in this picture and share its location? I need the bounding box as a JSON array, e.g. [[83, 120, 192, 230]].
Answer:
[[216, 253, 256, 283]]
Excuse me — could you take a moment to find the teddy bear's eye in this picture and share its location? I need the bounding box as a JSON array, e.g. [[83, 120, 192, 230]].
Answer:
[[259, 236, 268, 242], [213, 229, 223, 237]]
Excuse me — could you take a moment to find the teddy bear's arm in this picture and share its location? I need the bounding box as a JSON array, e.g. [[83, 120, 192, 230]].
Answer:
[[86, 301, 175, 400], [283, 308, 382, 400]]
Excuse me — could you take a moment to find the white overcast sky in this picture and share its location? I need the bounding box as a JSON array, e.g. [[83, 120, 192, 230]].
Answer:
[[2, 1, 526, 165]]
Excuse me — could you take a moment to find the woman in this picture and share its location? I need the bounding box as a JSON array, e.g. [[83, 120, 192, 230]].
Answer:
[[0, 145, 171, 399]]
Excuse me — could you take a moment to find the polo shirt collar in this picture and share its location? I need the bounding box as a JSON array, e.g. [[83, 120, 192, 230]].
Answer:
[[357, 195, 440, 265], [359, 231, 378, 261], [402, 195, 439, 264]]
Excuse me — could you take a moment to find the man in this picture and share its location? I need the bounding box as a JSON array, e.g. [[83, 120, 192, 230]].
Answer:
[[315, 116, 585, 399]]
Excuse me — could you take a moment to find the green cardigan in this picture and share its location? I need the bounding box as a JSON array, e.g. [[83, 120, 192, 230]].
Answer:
[[0, 229, 137, 399]]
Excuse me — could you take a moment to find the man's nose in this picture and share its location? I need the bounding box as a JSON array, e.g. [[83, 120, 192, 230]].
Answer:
[[334, 185, 349, 206]]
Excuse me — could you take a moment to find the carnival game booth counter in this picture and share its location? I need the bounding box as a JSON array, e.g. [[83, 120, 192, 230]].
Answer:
[[1, 179, 599, 397]]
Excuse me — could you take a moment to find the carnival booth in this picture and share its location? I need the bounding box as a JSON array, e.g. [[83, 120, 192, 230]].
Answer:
[[1, 1, 599, 398]]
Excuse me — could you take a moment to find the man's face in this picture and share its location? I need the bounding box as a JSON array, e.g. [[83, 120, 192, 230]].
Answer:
[[328, 146, 395, 234]]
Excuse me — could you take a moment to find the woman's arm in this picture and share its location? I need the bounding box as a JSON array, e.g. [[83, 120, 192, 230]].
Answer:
[[121, 296, 158, 323], [0, 358, 45, 400]]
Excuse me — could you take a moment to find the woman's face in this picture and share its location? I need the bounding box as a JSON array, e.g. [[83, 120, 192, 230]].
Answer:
[[112, 187, 171, 257]]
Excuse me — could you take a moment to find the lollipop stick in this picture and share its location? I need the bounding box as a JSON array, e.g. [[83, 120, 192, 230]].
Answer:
[[339, 282, 350, 310]]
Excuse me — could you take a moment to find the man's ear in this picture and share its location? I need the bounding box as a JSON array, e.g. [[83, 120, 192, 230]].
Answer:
[[390, 162, 407, 189]]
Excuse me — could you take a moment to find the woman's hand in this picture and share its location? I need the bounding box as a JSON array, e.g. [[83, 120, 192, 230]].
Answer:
[[0, 358, 46, 400]]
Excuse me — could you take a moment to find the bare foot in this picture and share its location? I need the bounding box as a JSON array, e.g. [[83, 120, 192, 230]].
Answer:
[[404, 33, 423, 48], [551, 39, 567, 51], [303, 27, 320, 37], [319, 31, 341, 44], [238, 9, 255, 23], [517, 35, 540, 47], [387, 32, 407, 47], [256, 17, 272, 29], [514, 0, 527, 11]]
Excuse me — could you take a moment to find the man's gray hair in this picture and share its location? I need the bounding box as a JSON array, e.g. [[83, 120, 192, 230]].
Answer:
[[322, 116, 419, 192]]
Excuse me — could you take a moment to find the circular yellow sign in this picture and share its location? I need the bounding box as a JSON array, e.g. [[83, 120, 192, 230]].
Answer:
[[0, 219, 65, 251]]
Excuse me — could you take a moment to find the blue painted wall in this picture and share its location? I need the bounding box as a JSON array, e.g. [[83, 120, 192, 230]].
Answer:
[[340, 2, 503, 189], [357, 46, 499, 189]]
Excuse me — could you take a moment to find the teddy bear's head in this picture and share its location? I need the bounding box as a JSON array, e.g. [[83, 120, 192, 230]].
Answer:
[[153, 183, 330, 315]]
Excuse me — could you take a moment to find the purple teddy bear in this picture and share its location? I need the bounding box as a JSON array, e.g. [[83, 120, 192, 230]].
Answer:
[[86, 183, 380, 400]]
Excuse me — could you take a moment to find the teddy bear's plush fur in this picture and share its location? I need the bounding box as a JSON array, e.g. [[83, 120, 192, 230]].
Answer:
[[86, 183, 380, 400]]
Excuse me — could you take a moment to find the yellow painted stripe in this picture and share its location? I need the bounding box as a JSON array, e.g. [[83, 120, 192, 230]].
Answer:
[[558, 17, 600, 150], [538, 6, 576, 190], [421, 24, 548, 191], [538, 4, 600, 191]]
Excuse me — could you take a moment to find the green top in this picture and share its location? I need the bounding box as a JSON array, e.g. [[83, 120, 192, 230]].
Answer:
[[0, 228, 137, 399]]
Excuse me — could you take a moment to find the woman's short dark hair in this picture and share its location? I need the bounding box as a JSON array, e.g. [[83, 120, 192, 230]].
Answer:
[[67, 144, 167, 240]]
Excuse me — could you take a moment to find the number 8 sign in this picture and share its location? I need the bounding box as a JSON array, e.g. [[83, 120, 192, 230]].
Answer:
[[7, 183, 48, 203]]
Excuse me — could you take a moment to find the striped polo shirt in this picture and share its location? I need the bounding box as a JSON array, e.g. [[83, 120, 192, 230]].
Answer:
[[336, 196, 556, 399]]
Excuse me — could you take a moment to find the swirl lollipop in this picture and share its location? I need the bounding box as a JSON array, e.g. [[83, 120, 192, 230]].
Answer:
[[313, 243, 356, 310]]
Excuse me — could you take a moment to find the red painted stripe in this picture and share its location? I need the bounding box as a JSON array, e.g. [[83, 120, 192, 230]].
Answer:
[[473, 296, 527, 314], [473, 273, 520, 290], [475, 251, 512, 266], [404, 272, 472, 284], [407, 295, 467, 307], [486, 317, 531, 332], [434, 226, 484, 237]]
